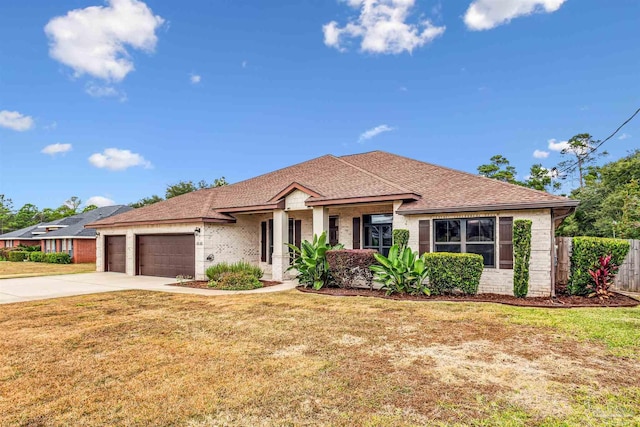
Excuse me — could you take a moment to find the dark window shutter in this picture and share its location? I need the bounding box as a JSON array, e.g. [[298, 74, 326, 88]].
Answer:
[[499, 217, 513, 269], [268, 219, 274, 265], [352, 217, 361, 249], [295, 220, 302, 249], [261, 221, 267, 262], [419, 220, 430, 254]]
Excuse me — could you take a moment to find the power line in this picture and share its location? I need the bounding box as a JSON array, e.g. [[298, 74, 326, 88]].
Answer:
[[553, 107, 640, 176]]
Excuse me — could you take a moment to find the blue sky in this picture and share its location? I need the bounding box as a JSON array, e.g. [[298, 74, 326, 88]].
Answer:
[[0, 0, 638, 210]]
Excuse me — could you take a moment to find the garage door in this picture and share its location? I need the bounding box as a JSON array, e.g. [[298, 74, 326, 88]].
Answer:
[[137, 235, 195, 278], [106, 236, 126, 273]]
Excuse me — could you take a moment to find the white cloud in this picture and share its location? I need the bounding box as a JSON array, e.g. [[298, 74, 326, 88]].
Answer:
[[359, 124, 395, 142], [323, 0, 445, 54], [190, 73, 201, 84], [0, 110, 34, 131], [86, 196, 116, 207], [547, 138, 569, 152], [242, 60, 248, 68], [88, 148, 152, 171], [619, 133, 631, 140], [464, 0, 566, 31], [41, 143, 72, 156], [85, 83, 127, 101], [44, 0, 165, 82], [44, 121, 58, 131], [533, 149, 549, 159]]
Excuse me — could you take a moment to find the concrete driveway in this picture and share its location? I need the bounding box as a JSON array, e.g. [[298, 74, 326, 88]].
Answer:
[[0, 272, 297, 304]]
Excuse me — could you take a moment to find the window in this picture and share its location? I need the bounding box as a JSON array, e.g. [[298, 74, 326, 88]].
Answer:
[[68, 239, 74, 257], [363, 214, 393, 256], [434, 217, 495, 267], [329, 216, 339, 246], [62, 239, 67, 252]]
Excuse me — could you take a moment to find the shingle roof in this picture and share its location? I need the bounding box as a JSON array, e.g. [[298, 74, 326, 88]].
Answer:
[[0, 205, 132, 240], [42, 205, 133, 238], [0, 224, 42, 240], [88, 151, 577, 227]]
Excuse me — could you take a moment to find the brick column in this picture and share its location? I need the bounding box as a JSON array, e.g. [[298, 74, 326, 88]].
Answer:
[[271, 209, 289, 281]]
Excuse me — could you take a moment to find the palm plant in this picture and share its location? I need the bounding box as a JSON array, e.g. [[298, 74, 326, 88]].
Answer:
[[369, 245, 431, 296], [287, 232, 343, 289]]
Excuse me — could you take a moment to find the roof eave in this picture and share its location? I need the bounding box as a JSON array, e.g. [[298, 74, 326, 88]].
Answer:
[[86, 216, 236, 229], [217, 200, 286, 214], [396, 199, 580, 215]]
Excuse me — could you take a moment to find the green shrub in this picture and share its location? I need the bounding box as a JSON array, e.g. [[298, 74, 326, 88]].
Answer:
[[206, 261, 263, 281], [424, 252, 484, 295], [8, 251, 29, 262], [208, 271, 263, 291], [18, 244, 41, 252], [44, 252, 72, 264], [568, 237, 630, 295], [392, 229, 410, 251], [0, 247, 14, 260], [513, 219, 532, 297], [29, 251, 45, 262], [288, 232, 344, 289], [326, 249, 377, 289], [369, 245, 430, 296]]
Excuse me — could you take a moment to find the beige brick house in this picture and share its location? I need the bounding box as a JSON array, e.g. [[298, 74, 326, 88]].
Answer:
[[87, 151, 577, 296]]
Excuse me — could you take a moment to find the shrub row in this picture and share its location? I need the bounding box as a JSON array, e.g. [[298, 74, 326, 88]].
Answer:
[[569, 237, 630, 295], [326, 249, 377, 289], [423, 252, 484, 295], [5, 251, 71, 264]]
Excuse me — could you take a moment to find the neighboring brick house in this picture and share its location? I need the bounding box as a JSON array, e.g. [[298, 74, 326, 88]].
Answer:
[[87, 151, 578, 296], [0, 205, 132, 263]]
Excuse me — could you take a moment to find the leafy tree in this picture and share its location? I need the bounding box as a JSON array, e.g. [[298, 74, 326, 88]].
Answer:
[[0, 194, 14, 234], [556, 133, 606, 188], [523, 164, 561, 192], [129, 195, 164, 208], [64, 196, 82, 213], [82, 205, 98, 213], [10, 204, 39, 231], [557, 150, 640, 238], [477, 155, 519, 184], [166, 177, 228, 199]]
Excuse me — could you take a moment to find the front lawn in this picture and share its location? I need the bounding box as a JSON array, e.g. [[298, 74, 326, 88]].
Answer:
[[0, 261, 95, 279], [1, 291, 639, 426]]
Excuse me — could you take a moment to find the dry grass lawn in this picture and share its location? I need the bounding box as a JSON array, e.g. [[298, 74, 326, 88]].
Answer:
[[0, 261, 95, 279], [1, 290, 639, 426]]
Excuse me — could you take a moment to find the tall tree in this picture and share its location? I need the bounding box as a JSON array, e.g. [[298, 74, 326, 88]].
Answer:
[[82, 205, 98, 213], [0, 194, 14, 234], [477, 155, 519, 184], [523, 164, 561, 193], [64, 196, 82, 213], [166, 177, 228, 199], [556, 133, 606, 188], [129, 195, 164, 208], [10, 204, 39, 231]]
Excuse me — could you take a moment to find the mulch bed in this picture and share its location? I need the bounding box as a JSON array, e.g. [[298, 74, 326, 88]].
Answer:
[[297, 286, 639, 308], [170, 279, 282, 290]]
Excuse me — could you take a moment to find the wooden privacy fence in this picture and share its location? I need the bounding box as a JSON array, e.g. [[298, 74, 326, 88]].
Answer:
[[555, 237, 640, 293]]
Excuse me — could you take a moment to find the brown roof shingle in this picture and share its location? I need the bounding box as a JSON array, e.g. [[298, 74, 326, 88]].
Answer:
[[88, 151, 577, 227]]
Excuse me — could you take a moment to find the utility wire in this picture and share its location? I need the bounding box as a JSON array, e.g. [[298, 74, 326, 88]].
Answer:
[[553, 107, 640, 176]]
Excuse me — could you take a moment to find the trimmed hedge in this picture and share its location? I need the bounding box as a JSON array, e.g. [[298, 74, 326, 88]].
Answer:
[[424, 252, 484, 295], [208, 271, 263, 291], [8, 251, 29, 262], [206, 261, 263, 281], [326, 249, 377, 289], [392, 229, 409, 251], [44, 253, 72, 264], [513, 219, 532, 297], [568, 237, 630, 295], [29, 251, 45, 262]]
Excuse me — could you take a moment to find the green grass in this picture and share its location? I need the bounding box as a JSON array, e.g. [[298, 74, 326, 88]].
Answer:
[[497, 306, 640, 358]]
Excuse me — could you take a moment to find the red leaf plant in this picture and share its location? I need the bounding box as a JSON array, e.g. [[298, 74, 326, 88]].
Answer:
[[587, 254, 619, 300]]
